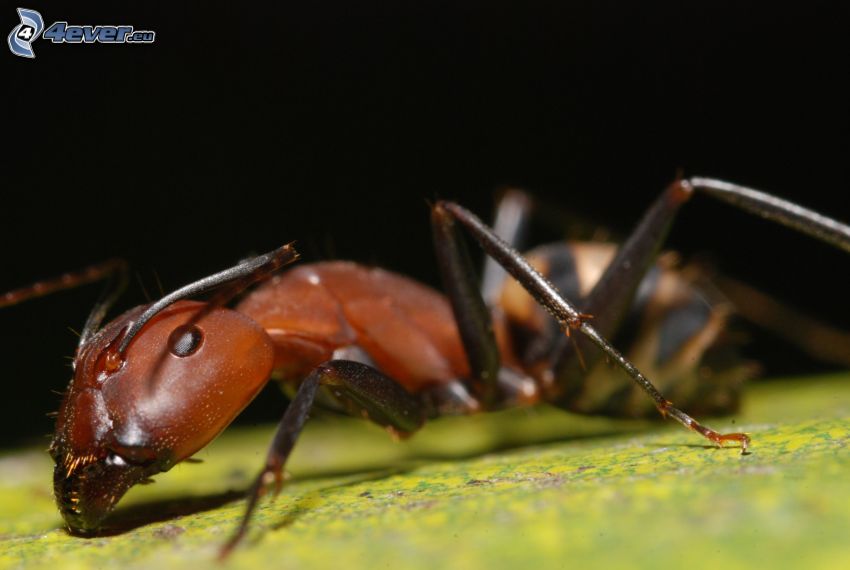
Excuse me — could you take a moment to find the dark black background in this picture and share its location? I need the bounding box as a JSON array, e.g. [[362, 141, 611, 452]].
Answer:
[[3, 2, 848, 446]]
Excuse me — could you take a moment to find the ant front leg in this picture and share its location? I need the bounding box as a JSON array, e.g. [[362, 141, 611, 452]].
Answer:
[[435, 199, 751, 454], [221, 360, 424, 558]]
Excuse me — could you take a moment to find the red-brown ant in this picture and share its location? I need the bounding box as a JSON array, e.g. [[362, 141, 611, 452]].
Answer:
[[5, 177, 850, 557]]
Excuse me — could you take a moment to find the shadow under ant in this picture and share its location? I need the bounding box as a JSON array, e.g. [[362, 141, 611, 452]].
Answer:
[[65, 465, 416, 539], [406, 424, 653, 462], [68, 489, 245, 537], [64, 422, 721, 539], [645, 442, 752, 455], [266, 466, 412, 533]]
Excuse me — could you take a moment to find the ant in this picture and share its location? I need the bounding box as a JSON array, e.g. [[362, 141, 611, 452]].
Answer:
[[4, 176, 850, 558]]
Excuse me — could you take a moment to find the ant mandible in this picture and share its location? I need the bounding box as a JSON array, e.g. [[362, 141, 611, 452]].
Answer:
[[5, 176, 850, 558]]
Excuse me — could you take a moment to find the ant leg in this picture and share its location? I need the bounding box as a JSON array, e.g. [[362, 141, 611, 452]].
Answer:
[[432, 201, 539, 408], [716, 276, 850, 368], [431, 204, 502, 406], [690, 177, 850, 254], [553, 177, 850, 380], [552, 179, 691, 382], [479, 189, 615, 304], [435, 200, 751, 453], [481, 189, 533, 304], [587, 176, 850, 336], [220, 360, 424, 558]]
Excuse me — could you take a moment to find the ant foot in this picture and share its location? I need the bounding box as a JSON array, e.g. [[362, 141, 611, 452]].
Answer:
[[707, 431, 751, 455]]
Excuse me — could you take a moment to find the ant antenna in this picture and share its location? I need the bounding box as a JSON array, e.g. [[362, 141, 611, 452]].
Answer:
[[79, 261, 130, 349], [116, 244, 299, 355], [0, 257, 129, 350]]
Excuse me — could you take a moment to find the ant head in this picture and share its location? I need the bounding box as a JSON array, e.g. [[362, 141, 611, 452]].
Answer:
[[49, 244, 297, 533], [50, 300, 275, 532]]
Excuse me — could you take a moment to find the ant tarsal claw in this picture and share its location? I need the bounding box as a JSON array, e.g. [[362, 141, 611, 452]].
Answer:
[[659, 404, 751, 454], [701, 427, 750, 455]]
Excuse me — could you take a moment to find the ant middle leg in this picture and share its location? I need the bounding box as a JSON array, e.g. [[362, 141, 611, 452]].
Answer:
[[431, 203, 538, 409], [221, 360, 425, 558], [434, 199, 751, 453]]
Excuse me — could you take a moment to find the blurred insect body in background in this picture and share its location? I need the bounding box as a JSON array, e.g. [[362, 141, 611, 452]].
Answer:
[[4, 176, 850, 557]]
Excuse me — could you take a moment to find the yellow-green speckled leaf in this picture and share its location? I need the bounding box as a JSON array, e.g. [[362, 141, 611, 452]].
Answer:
[[1, 374, 849, 570]]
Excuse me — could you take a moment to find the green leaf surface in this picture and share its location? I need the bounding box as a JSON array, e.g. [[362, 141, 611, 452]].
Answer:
[[1, 374, 849, 570]]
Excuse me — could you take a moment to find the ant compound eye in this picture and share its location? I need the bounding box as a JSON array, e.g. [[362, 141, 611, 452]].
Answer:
[[168, 324, 204, 358]]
